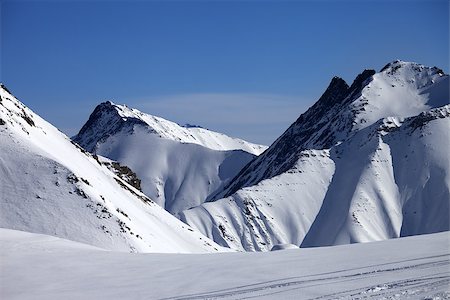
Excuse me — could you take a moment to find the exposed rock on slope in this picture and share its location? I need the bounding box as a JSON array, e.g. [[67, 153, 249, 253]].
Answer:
[[0, 85, 227, 253], [180, 61, 450, 251], [73, 102, 266, 214]]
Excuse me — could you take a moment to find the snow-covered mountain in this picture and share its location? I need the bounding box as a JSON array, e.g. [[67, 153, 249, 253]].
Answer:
[[0, 84, 227, 253], [73, 101, 267, 214], [180, 61, 450, 251], [74, 101, 266, 155]]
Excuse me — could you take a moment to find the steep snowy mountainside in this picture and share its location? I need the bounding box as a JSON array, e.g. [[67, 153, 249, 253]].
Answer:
[[93, 128, 255, 214], [213, 61, 448, 200], [181, 148, 335, 251], [210, 69, 376, 200], [0, 84, 227, 253], [182, 104, 450, 251], [301, 105, 450, 247], [73, 102, 260, 215], [351, 60, 448, 131], [74, 101, 267, 155], [180, 61, 449, 251]]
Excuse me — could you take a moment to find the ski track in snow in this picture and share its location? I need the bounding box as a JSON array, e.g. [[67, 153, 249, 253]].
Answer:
[[162, 255, 450, 300], [1, 61, 449, 300], [2, 230, 448, 300]]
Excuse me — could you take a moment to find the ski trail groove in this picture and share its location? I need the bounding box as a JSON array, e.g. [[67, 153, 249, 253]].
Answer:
[[160, 256, 449, 300]]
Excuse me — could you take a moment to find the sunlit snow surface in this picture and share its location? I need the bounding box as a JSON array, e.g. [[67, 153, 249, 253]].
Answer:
[[73, 101, 267, 214], [0, 85, 227, 253], [181, 61, 450, 251], [1, 229, 449, 300]]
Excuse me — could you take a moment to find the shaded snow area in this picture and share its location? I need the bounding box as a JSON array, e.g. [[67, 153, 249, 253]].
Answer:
[[0, 85, 227, 253], [73, 101, 266, 214], [93, 126, 255, 215], [0, 60, 449, 300], [181, 61, 450, 251], [1, 229, 449, 300], [74, 101, 267, 155]]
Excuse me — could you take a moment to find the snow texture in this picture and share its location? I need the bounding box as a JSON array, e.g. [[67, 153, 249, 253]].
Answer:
[[1, 228, 448, 299], [73, 101, 266, 214], [181, 61, 450, 251], [0, 85, 228, 253]]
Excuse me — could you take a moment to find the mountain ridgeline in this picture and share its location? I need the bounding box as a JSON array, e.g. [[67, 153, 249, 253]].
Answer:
[[180, 60, 450, 251], [0, 86, 228, 253], [73, 102, 267, 215], [0, 60, 448, 254], [210, 69, 377, 200]]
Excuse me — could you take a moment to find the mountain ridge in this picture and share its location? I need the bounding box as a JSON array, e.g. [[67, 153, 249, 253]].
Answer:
[[74, 101, 267, 155], [73, 100, 267, 214], [0, 85, 228, 253], [180, 60, 450, 251], [211, 60, 447, 201]]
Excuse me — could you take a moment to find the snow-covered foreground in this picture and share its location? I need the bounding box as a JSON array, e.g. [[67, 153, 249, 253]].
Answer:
[[1, 229, 449, 300]]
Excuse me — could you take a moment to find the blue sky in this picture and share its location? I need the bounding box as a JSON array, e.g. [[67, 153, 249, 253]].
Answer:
[[1, 0, 448, 145]]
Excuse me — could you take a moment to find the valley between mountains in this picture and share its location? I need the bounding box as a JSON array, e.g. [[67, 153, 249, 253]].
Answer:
[[0, 60, 449, 299]]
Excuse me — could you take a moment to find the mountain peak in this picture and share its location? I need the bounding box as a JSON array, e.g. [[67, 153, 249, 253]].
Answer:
[[74, 102, 147, 152], [349, 69, 376, 92], [74, 101, 267, 155], [99, 100, 115, 107], [1, 86, 227, 254], [380, 59, 405, 72], [0, 83, 13, 95], [330, 76, 348, 86], [73, 102, 267, 215], [311, 76, 349, 110], [329, 76, 349, 91], [379, 59, 420, 73], [183, 61, 450, 252], [213, 60, 448, 201], [380, 60, 446, 77]]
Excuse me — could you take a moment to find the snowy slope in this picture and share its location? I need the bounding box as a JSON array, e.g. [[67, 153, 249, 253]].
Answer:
[[1, 228, 448, 299], [213, 61, 447, 199], [0, 84, 227, 253], [74, 101, 266, 155], [73, 102, 265, 214], [180, 61, 450, 251]]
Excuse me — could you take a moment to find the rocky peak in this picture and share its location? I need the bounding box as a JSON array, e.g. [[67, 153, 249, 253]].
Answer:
[[314, 76, 349, 108], [0, 83, 13, 96], [380, 60, 445, 78], [74, 101, 147, 152], [347, 69, 376, 96], [214, 63, 442, 200]]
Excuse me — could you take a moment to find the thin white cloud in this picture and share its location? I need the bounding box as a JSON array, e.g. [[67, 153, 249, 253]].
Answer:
[[129, 93, 312, 145]]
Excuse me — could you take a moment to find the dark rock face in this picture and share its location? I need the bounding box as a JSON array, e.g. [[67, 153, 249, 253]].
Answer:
[[73, 101, 147, 153], [213, 70, 376, 200], [102, 160, 142, 191], [183, 123, 204, 129], [0, 84, 13, 95]]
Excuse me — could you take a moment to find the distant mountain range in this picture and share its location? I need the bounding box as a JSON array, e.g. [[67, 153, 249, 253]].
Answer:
[[1, 60, 448, 253]]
